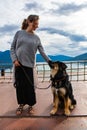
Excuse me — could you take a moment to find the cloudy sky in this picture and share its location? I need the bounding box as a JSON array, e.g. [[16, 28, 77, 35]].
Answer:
[[0, 0, 87, 56]]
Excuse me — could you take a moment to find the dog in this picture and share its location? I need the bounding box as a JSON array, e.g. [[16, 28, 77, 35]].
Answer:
[[50, 61, 76, 116]]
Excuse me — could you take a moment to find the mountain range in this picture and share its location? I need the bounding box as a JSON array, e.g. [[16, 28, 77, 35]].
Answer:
[[0, 50, 87, 64]]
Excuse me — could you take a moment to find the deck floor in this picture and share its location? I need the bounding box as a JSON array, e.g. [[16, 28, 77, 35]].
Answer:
[[0, 81, 87, 130]]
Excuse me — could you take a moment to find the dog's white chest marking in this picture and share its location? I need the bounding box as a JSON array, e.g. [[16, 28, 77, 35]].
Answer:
[[54, 87, 66, 96], [59, 88, 66, 95]]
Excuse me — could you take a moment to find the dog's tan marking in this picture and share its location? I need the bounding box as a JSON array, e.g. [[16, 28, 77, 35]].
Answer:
[[64, 98, 71, 115], [59, 88, 66, 96], [51, 63, 59, 78], [50, 94, 59, 115], [51, 69, 57, 78], [51, 87, 56, 107]]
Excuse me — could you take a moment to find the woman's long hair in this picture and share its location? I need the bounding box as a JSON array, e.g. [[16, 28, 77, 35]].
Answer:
[[21, 15, 39, 30]]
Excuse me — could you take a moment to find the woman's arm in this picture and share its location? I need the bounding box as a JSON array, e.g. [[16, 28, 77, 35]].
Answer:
[[37, 39, 50, 63], [10, 31, 18, 63]]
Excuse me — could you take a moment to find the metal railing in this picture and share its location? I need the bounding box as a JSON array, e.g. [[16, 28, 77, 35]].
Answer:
[[36, 60, 87, 82], [0, 60, 87, 83]]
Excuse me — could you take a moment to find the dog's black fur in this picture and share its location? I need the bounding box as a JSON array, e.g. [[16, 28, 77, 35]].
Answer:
[[50, 61, 76, 115]]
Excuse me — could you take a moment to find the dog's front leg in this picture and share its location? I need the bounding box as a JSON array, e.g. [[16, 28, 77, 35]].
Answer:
[[64, 97, 71, 116], [50, 93, 59, 115], [51, 87, 56, 107]]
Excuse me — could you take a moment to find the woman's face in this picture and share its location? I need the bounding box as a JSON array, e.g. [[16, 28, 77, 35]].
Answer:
[[32, 20, 39, 30], [28, 20, 39, 31]]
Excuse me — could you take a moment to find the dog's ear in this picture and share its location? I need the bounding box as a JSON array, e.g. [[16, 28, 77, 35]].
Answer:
[[61, 63, 67, 70], [56, 61, 67, 69]]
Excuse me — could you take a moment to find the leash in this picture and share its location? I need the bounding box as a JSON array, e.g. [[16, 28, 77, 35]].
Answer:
[[20, 66, 51, 90], [36, 83, 51, 89]]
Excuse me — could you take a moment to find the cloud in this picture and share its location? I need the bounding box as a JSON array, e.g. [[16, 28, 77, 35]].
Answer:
[[50, 2, 87, 15], [39, 27, 87, 42], [23, 2, 44, 12], [0, 24, 19, 36], [0, 0, 87, 56]]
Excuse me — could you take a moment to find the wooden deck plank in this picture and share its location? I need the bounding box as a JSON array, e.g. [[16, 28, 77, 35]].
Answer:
[[0, 81, 87, 130]]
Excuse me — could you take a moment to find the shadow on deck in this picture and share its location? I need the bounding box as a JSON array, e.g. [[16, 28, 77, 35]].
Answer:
[[0, 81, 87, 130]]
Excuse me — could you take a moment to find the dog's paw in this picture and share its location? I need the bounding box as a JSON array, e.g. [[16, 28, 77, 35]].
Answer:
[[64, 109, 70, 116], [50, 109, 57, 115], [70, 105, 74, 110]]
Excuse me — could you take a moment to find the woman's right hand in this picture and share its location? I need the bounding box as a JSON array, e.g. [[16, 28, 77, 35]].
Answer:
[[14, 60, 20, 66]]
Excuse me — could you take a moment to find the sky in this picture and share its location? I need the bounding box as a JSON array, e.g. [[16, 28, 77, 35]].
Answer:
[[0, 0, 87, 56]]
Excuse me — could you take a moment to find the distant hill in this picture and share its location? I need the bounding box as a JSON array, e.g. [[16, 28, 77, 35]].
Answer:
[[49, 55, 72, 61], [35, 54, 73, 62], [0, 50, 12, 63], [71, 53, 87, 61], [0, 50, 87, 65], [0, 50, 12, 68]]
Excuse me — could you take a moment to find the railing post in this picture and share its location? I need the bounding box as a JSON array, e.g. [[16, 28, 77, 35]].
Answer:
[[83, 61, 86, 81], [1, 69, 5, 76], [42, 64, 45, 82], [70, 62, 72, 81], [77, 62, 79, 81]]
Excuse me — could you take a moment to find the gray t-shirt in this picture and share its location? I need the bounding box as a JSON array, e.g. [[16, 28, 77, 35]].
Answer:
[[10, 30, 50, 68]]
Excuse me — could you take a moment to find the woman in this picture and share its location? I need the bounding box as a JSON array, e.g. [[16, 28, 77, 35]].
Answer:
[[10, 14, 52, 115]]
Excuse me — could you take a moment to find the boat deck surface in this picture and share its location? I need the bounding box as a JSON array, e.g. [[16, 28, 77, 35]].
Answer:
[[0, 81, 87, 130]]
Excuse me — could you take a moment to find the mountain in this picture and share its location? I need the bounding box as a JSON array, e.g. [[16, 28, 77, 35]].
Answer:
[[36, 54, 46, 62], [36, 54, 72, 62], [49, 55, 72, 61], [71, 53, 87, 61], [0, 50, 87, 64], [0, 50, 12, 69], [0, 50, 12, 63]]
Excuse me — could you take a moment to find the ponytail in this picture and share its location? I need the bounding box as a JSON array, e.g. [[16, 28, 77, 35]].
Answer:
[[21, 19, 28, 30]]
